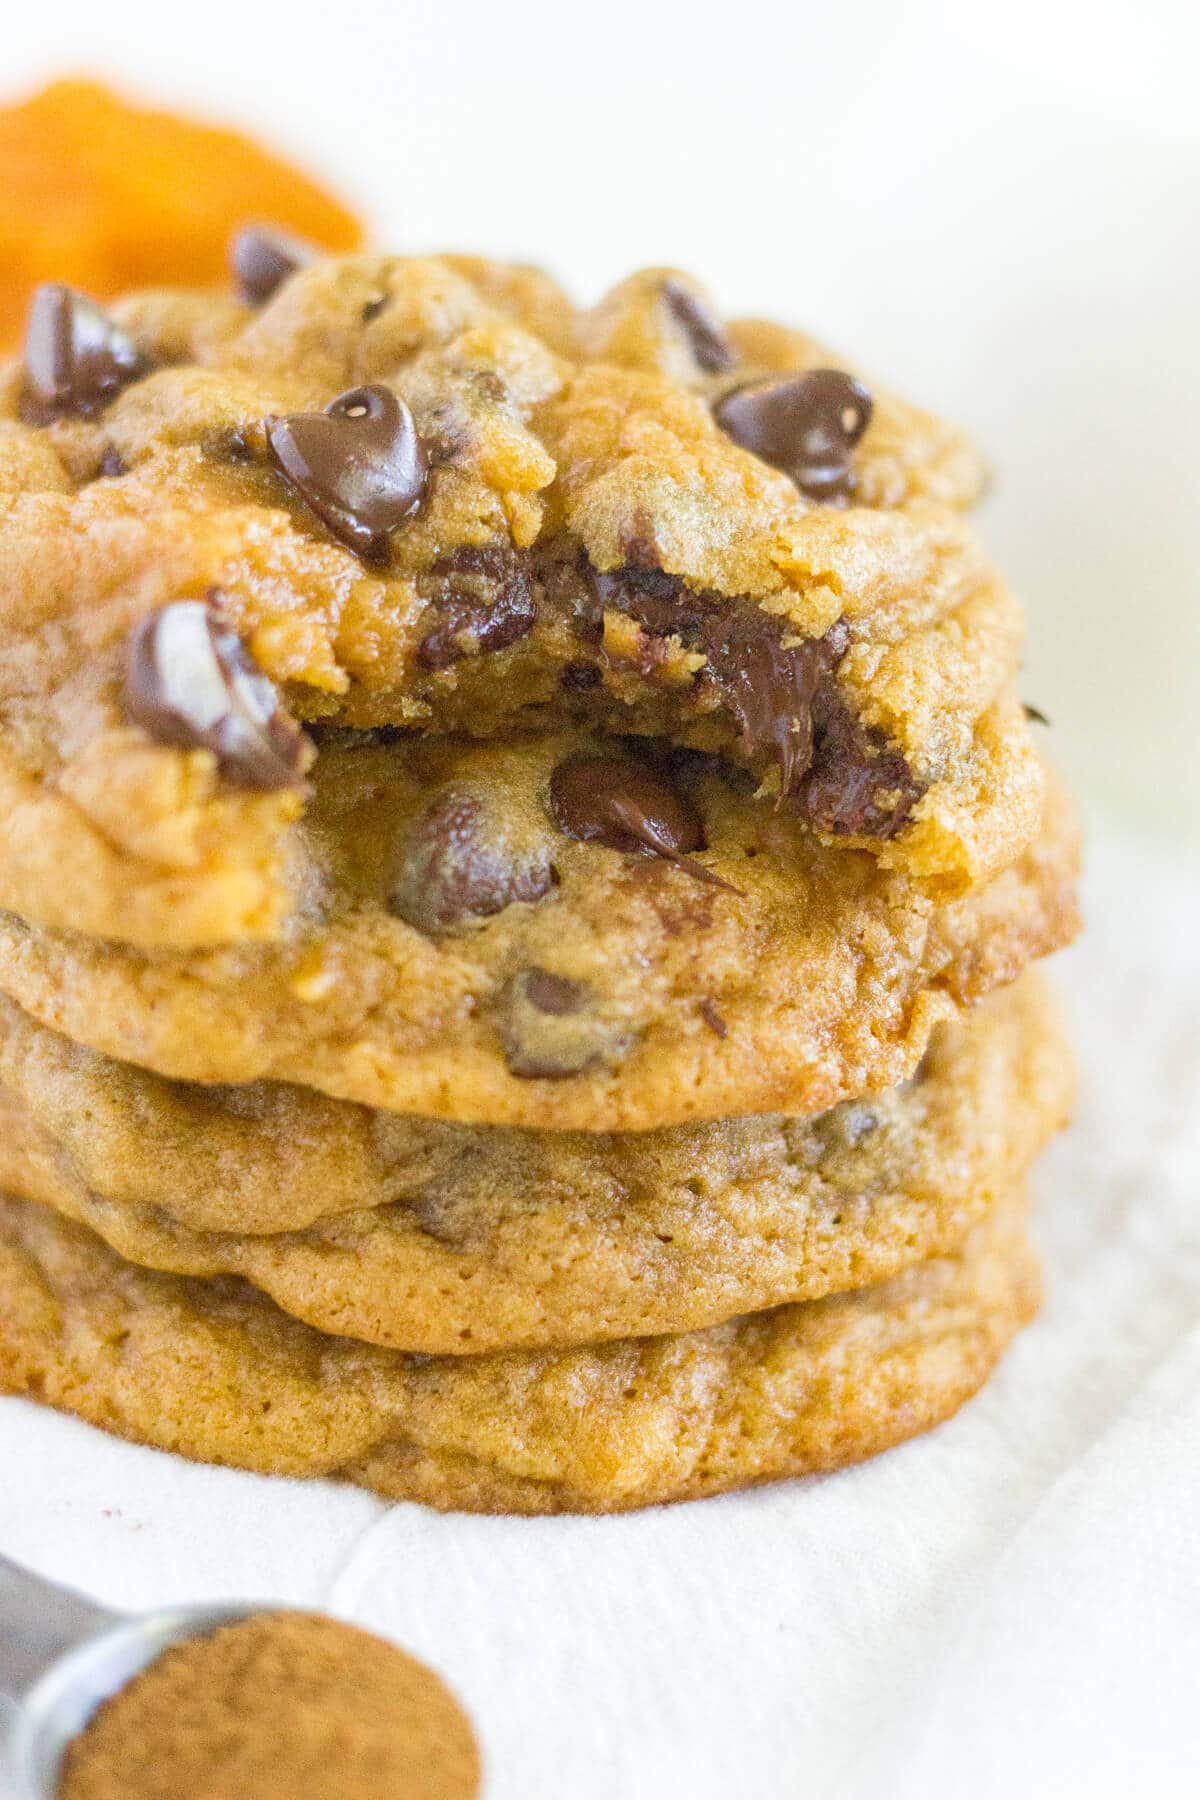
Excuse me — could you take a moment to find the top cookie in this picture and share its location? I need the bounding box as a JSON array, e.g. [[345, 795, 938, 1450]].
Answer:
[[0, 249, 1037, 950]]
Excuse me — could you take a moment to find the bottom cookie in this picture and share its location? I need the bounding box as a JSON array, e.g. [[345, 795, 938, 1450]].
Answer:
[[0, 1193, 1038, 1515]]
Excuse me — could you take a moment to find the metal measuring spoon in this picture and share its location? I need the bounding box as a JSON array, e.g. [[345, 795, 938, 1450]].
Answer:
[[1, 1552, 264, 1799]]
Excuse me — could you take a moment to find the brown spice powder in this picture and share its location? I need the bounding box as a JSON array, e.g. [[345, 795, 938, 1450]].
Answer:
[[57, 1612, 480, 1800]]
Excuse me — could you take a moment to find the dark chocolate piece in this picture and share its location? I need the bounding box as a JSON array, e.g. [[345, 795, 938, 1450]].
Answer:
[[230, 225, 314, 305], [713, 368, 873, 501], [20, 284, 146, 425], [499, 968, 630, 1079], [531, 546, 923, 837], [799, 681, 925, 838], [388, 789, 553, 933], [661, 279, 736, 374], [266, 384, 428, 560], [1023, 703, 1051, 726], [123, 599, 310, 789], [518, 970, 587, 1016], [549, 751, 738, 891], [417, 546, 536, 670], [698, 614, 840, 799]]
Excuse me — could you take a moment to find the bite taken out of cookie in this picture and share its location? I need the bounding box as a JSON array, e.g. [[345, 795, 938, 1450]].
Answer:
[[0, 249, 1040, 955]]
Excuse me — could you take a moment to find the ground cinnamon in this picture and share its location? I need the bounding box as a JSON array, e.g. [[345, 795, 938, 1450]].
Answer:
[[57, 1611, 480, 1800]]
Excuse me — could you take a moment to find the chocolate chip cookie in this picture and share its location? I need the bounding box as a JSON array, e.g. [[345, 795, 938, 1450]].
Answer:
[[0, 251, 1037, 952], [0, 979, 1070, 1352], [0, 732, 1079, 1131], [0, 1189, 1038, 1514]]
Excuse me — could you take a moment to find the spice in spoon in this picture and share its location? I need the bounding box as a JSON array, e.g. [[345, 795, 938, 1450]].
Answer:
[[57, 1611, 480, 1800]]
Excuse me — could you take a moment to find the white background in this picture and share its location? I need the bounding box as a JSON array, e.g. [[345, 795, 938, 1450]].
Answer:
[[5, 0, 1197, 851]]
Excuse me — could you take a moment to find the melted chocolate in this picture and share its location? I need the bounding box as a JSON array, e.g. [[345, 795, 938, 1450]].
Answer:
[[20, 284, 146, 425], [713, 368, 873, 501], [417, 547, 536, 670], [549, 751, 738, 891], [532, 547, 924, 839], [266, 384, 428, 560], [800, 684, 925, 838], [697, 612, 840, 798], [123, 599, 310, 789]]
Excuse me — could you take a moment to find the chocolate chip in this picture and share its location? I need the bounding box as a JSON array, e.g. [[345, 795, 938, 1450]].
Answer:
[[700, 617, 842, 799], [361, 294, 390, 324], [123, 599, 311, 789], [530, 543, 924, 836], [519, 970, 585, 1016], [417, 546, 536, 671], [230, 225, 314, 305], [713, 368, 873, 501], [560, 662, 602, 691], [388, 789, 553, 934], [661, 279, 736, 375], [97, 444, 126, 479], [266, 384, 428, 560], [20, 284, 146, 425], [1024, 703, 1051, 726], [499, 968, 631, 1079], [549, 751, 739, 892], [799, 684, 925, 838]]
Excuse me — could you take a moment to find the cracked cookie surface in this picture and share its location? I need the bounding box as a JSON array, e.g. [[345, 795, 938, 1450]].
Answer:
[[0, 253, 1037, 951]]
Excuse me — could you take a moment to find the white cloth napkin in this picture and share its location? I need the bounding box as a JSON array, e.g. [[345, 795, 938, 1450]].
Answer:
[[2, 834, 1197, 1800]]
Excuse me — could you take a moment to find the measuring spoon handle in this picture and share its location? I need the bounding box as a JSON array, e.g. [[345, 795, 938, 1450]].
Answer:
[[0, 1555, 117, 1702]]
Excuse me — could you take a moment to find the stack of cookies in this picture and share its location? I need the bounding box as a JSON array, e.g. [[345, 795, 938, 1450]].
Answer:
[[0, 241, 1078, 1512]]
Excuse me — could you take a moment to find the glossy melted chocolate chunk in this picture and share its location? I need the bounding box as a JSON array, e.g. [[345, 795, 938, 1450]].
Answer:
[[800, 688, 925, 838], [417, 547, 536, 670], [549, 751, 737, 891], [661, 278, 736, 374], [388, 788, 553, 933], [713, 368, 873, 501], [123, 599, 311, 789], [534, 545, 924, 835], [698, 614, 846, 799], [230, 224, 315, 305], [266, 383, 428, 560], [20, 284, 146, 425]]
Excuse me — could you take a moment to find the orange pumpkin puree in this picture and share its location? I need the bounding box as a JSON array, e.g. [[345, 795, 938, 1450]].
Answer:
[[0, 77, 362, 343]]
